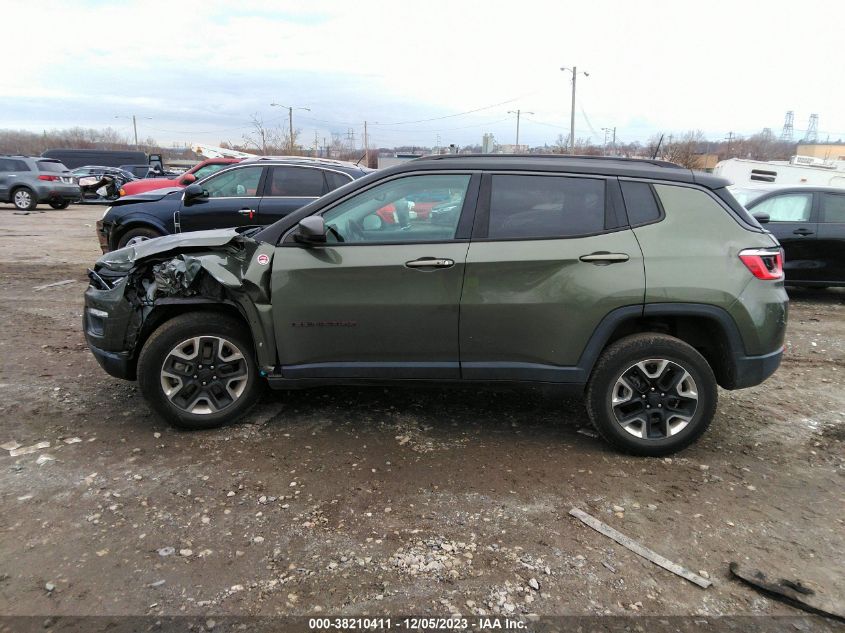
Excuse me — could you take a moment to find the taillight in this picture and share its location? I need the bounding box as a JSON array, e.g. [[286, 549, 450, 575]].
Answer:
[[739, 248, 784, 280], [38, 174, 60, 181]]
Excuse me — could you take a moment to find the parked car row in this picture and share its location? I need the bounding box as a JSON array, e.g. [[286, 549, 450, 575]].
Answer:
[[96, 156, 371, 250]]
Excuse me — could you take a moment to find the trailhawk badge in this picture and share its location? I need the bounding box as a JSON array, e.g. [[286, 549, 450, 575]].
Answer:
[[256, 253, 270, 266]]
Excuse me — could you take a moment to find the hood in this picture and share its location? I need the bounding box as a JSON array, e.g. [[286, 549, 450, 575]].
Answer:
[[97, 228, 247, 271], [113, 187, 183, 205]]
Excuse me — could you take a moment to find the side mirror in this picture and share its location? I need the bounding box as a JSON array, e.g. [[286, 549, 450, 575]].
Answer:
[[753, 212, 770, 224], [294, 216, 327, 245], [180, 173, 197, 185], [184, 183, 207, 203]]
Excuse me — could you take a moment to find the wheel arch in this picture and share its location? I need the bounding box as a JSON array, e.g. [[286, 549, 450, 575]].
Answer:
[[109, 217, 169, 250], [580, 303, 747, 389]]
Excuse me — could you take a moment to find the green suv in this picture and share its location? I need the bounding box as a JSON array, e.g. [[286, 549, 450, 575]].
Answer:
[[84, 155, 787, 455]]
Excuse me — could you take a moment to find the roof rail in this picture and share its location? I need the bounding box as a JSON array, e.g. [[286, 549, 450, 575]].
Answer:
[[239, 155, 360, 168], [416, 153, 684, 169]]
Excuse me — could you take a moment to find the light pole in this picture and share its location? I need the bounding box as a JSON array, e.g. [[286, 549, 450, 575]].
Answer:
[[560, 66, 589, 154], [270, 103, 311, 154], [114, 115, 151, 148], [507, 109, 534, 150]]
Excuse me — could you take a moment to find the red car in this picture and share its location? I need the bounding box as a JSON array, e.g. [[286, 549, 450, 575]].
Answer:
[[119, 158, 241, 197]]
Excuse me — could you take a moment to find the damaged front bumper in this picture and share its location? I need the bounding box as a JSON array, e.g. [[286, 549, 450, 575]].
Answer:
[[83, 227, 278, 382], [84, 273, 141, 380]]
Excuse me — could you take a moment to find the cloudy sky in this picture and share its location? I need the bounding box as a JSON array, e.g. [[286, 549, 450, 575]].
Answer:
[[3, 0, 844, 150]]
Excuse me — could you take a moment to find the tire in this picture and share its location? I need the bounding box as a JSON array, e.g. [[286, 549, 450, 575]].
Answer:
[[49, 200, 70, 210], [137, 312, 263, 430], [117, 227, 162, 250], [585, 333, 718, 456], [11, 187, 37, 211]]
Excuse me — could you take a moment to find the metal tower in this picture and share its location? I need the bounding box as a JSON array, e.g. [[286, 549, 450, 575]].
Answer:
[[804, 114, 819, 143], [780, 111, 794, 141]]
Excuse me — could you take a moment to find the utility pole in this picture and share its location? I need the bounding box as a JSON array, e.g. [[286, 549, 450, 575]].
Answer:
[[508, 109, 534, 150], [725, 131, 735, 157], [115, 115, 149, 148], [363, 121, 369, 166], [269, 103, 311, 155], [314, 130, 319, 157], [602, 128, 610, 155], [611, 127, 616, 155], [561, 66, 589, 154]]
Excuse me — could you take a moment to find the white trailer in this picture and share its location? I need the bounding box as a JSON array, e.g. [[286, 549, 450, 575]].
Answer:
[[713, 157, 845, 187]]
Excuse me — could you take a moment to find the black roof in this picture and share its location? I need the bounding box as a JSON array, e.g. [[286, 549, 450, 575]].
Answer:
[[383, 154, 729, 190]]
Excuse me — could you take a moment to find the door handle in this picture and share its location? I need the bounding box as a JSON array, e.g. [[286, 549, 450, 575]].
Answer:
[[405, 257, 455, 269], [579, 252, 630, 264], [238, 209, 256, 219], [792, 228, 813, 236]]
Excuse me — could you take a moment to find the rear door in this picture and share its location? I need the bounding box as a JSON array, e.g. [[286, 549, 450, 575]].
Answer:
[[459, 173, 644, 381], [815, 192, 845, 283], [257, 166, 327, 224], [748, 192, 818, 282], [177, 165, 266, 232]]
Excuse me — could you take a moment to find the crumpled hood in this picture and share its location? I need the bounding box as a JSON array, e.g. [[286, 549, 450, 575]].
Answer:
[[97, 228, 246, 271]]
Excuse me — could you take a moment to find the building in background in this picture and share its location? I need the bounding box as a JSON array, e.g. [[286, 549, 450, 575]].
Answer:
[[796, 143, 845, 161]]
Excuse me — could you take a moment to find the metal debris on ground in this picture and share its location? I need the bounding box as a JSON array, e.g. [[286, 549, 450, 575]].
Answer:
[[1, 441, 21, 452], [8, 441, 50, 457], [730, 562, 845, 622], [33, 279, 76, 291], [35, 454, 55, 465], [569, 507, 712, 589]]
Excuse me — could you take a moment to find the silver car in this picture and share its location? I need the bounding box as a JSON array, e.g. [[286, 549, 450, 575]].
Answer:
[[0, 156, 81, 210]]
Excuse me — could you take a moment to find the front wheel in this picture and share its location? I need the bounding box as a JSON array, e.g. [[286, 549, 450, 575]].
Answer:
[[585, 334, 717, 456], [117, 227, 162, 249], [137, 312, 262, 430]]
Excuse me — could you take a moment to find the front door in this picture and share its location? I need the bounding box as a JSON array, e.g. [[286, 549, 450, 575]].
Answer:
[[270, 172, 479, 379], [178, 165, 266, 233], [816, 192, 845, 283], [749, 192, 819, 282]]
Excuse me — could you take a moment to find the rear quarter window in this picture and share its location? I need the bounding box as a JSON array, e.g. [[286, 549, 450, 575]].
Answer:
[[488, 174, 606, 239], [620, 181, 662, 225]]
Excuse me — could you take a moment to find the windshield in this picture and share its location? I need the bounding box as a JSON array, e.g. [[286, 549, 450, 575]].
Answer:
[[729, 186, 770, 206]]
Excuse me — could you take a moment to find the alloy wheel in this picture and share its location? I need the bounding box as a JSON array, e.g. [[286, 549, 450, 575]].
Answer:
[[13, 190, 32, 209], [610, 358, 699, 439], [159, 336, 249, 415]]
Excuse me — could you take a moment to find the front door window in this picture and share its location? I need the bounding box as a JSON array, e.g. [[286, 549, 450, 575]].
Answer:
[[202, 166, 263, 198], [321, 174, 471, 243]]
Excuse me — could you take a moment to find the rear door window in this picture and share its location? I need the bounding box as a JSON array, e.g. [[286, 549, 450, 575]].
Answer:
[[267, 167, 327, 197], [820, 193, 845, 223], [487, 174, 606, 239]]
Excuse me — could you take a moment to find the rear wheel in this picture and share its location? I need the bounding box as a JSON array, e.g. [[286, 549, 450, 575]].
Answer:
[[12, 188, 37, 211], [137, 312, 262, 430], [49, 200, 70, 209], [586, 333, 717, 456], [117, 227, 162, 249]]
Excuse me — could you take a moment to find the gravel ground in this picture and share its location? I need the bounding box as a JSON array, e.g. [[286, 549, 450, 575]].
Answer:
[[0, 204, 843, 623]]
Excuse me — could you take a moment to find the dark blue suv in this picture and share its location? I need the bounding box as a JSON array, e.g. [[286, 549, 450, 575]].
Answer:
[[96, 157, 370, 251]]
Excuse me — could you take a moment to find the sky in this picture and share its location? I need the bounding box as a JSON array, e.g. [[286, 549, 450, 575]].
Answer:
[[3, 0, 844, 151]]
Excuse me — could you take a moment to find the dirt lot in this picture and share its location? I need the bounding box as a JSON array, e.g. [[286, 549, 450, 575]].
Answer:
[[0, 204, 843, 625]]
